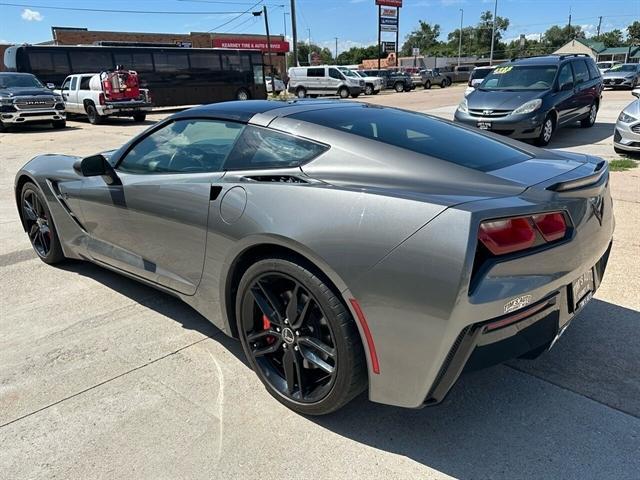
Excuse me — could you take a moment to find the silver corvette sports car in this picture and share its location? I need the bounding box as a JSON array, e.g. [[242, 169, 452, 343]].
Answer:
[[15, 100, 613, 415]]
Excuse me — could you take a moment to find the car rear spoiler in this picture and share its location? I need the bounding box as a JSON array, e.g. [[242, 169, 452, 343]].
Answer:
[[546, 160, 607, 192]]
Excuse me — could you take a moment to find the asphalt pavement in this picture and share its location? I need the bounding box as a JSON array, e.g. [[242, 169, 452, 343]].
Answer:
[[1, 86, 638, 480]]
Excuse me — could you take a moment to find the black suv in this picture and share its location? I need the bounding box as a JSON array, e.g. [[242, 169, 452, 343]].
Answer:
[[454, 54, 603, 146], [363, 69, 413, 93]]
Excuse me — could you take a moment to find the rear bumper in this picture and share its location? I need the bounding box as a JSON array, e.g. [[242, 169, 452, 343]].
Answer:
[[454, 110, 545, 139], [97, 101, 152, 116]]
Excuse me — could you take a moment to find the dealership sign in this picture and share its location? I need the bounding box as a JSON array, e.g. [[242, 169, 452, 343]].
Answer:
[[380, 17, 398, 26], [382, 41, 396, 53], [380, 24, 398, 32], [381, 7, 397, 17], [375, 0, 402, 6], [212, 38, 290, 53]]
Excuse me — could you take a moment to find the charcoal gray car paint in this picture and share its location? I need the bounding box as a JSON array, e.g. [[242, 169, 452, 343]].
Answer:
[[15, 100, 614, 408]]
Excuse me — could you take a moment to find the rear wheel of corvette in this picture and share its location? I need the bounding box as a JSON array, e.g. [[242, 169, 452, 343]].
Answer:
[[20, 182, 65, 264], [236, 257, 367, 415], [535, 114, 555, 146]]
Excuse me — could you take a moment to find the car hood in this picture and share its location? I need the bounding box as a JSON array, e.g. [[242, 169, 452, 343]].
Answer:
[[0, 87, 55, 97], [467, 89, 546, 110]]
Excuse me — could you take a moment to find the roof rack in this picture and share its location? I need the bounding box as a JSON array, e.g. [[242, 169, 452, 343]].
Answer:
[[509, 54, 559, 62], [559, 53, 591, 59]]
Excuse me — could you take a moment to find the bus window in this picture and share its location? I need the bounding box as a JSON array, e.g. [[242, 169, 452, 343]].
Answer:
[[69, 50, 112, 72], [29, 51, 70, 75], [221, 53, 241, 71], [153, 52, 189, 72], [189, 52, 221, 71], [113, 52, 153, 72]]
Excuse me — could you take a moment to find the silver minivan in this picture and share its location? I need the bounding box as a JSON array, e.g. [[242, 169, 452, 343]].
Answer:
[[288, 65, 364, 99]]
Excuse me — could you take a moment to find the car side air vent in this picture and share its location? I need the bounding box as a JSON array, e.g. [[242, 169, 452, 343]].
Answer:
[[244, 175, 309, 184]]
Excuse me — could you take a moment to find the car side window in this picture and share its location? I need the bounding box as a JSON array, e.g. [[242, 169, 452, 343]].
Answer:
[[572, 60, 590, 84], [70, 77, 77, 90], [118, 119, 245, 174], [61, 78, 71, 90], [307, 68, 325, 78], [223, 126, 327, 171], [329, 68, 343, 80], [557, 63, 574, 89], [586, 61, 600, 79]]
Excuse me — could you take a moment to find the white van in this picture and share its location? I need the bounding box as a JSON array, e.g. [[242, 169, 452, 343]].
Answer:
[[288, 65, 364, 99]]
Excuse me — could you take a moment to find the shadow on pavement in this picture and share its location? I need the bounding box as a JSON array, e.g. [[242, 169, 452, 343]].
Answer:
[[548, 121, 615, 149], [57, 261, 640, 479]]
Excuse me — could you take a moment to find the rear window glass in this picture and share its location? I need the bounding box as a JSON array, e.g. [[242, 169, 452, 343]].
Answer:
[[290, 106, 530, 172], [471, 68, 493, 80], [572, 60, 590, 84]]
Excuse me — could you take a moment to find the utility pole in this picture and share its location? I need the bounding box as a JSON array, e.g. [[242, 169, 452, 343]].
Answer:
[[377, 4, 381, 70], [568, 6, 572, 40], [597, 16, 602, 37], [457, 8, 463, 67], [334, 37, 338, 63], [489, 0, 497, 65], [283, 11, 289, 69], [290, 0, 298, 67], [253, 7, 275, 93], [307, 28, 311, 45]]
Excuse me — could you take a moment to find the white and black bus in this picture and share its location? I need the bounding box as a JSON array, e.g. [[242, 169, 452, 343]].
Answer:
[[4, 44, 266, 107]]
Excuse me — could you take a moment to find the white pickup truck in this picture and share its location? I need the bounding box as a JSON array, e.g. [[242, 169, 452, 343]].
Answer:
[[56, 73, 152, 125]]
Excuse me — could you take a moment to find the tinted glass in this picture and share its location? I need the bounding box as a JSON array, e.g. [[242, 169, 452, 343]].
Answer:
[[307, 68, 325, 77], [586, 60, 600, 79], [0, 74, 43, 88], [221, 53, 241, 71], [118, 119, 244, 174], [470, 68, 493, 80], [69, 51, 112, 72], [480, 65, 557, 90], [572, 60, 590, 84], [113, 52, 154, 72], [190, 52, 221, 71], [153, 52, 189, 72], [291, 107, 530, 172], [70, 77, 77, 90], [79, 76, 92, 90], [224, 126, 327, 170], [557, 63, 574, 87], [28, 51, 70, 74], [329, 68, 343, 79]]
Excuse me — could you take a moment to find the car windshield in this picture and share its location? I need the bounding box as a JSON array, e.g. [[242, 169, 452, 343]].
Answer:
[[0, 74, 44, 89], [479, 65, 557, 91], [339, 68, 357, 77], [608, 64, 637, 72], [471, 68, 493, 80]]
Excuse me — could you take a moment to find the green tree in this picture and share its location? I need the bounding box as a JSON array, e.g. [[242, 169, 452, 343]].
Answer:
[[542, 24, 585, 48], [474, 10, 510, 56], [593, 29, 624, 48], [336, 45, 383, 65], [290, 43, 333, 67], [400, 21, 441, 56], [627, 21, 640, 43]]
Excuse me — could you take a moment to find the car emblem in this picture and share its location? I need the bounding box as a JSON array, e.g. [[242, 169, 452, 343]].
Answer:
[[590, 196, 604, 226], [282, 327, 295, 344], [483, 109, 493, 116], [503, 295, 532, 314]]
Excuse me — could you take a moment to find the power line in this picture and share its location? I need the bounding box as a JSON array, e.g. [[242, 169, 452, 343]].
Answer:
[[207, 0, 264, 31], [0, 2, 247, 14]]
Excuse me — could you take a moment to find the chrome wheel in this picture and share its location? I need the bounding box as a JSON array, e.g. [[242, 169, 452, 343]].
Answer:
[[589, 104, 597, 124], [542, 118, 553, 143], [22, 190, 51, 258], [236, 89, 249, 101], [240, 272, 338, 403]]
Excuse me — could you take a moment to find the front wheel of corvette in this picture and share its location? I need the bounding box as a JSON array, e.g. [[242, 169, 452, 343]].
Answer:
[[236, 257, 367, 415], [20, 182, 65, 264]]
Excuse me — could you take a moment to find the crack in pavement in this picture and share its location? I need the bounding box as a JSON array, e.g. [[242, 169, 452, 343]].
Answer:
[[0, 337, 209, 429]]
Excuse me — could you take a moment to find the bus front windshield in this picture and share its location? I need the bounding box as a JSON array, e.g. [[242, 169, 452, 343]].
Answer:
[[0, 74, 44, 89], [479, 65, 557, 91]]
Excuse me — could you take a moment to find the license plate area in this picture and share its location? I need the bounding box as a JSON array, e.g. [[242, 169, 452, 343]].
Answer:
[[570, 268, 595, 312], [477, 121, 492, 130]]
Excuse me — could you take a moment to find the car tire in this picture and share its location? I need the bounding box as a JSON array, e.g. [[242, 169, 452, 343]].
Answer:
[[236, 88, 250, 101], [20, 182, 65, 265], [424, 80, 431, 90], [339, 87, 350, 99], [580, 103, 598, 128], [296, 87, 307, 99], [372, 90, 380, 95], [236, 256, 367, 415], [394, 81, 404, 93], [440, 79, 447, 88], [535, 114, 555, 146], [133, 113, 147, 122], [86, 104, 103, 125], [364, 84, 373, 95], [51, 120, 66, 129]]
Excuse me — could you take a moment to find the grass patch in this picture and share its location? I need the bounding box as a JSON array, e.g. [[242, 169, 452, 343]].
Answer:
[[609, 158, 639, 172]]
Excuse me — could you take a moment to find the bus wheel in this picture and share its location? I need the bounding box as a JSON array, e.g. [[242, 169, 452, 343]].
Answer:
[[296, 87, 307, 99], [236, 89, 250, 101]]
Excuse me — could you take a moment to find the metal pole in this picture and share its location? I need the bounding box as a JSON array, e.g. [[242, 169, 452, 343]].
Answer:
[[283, 12, 289, 69], [395, 6, 400, 69], [596, 16, 602, 37], [335, 37, 338, 63], [568, 6, 572, 40], [290, 0, 298, 67], [263, 6, 275, 94], [377, 4, 381, 71], [489, 0, 497, 65], [457, 8, 463, 67]]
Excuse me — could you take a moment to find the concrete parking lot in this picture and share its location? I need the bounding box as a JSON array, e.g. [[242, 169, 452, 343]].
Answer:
[[1, 86, 639, 479]]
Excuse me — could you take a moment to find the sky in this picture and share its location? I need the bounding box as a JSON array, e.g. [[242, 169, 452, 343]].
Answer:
[[0, 0, 638, 55]]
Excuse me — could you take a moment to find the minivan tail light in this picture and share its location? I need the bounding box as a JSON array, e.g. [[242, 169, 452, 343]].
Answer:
[[532, 212, 567, 242], [478, 217, 536, 255]]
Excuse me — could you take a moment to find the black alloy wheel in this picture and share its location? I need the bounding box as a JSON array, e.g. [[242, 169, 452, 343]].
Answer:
[[237, 257, 366, 415], [21, 182, 64, 264]]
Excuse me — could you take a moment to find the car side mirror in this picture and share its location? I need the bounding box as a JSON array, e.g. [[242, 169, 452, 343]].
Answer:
[[75, 154, 120, 185], [46, 83, 55, 89], [560, 81, 574, 92]]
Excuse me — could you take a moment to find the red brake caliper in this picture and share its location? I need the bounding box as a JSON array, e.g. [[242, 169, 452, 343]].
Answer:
[[263, 315, 275, 344]]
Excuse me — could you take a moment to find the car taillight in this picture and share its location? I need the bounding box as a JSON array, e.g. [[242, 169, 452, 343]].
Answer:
[[478, 211, 567, 256], [98, 93, 105, 105], [532, 212, 566, 242]]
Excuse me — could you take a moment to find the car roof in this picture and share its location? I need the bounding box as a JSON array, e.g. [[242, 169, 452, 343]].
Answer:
[[0, 72, 35, 76]]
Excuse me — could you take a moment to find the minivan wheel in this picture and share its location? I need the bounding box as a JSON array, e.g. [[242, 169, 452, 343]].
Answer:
[[536, 115, 555, 146], [580, 103, 598, 128], [364, 84, 373, 95], [296, 87, 307, 99], [236, 257, 367, 415], [394, 82, 404, 93], [339, 87, 350, 99]]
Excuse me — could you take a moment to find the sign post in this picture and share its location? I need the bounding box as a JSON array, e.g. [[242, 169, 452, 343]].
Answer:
[[376, 0, 402, 70]]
